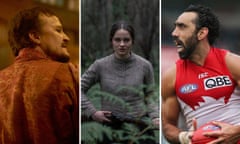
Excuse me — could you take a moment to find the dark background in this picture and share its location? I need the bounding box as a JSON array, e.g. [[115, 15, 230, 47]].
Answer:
[[81, 0, 159, 76]]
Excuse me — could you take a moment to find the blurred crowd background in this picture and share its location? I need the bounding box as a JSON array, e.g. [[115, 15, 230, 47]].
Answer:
[[162, 0, 240, 65], [162, 0, 240, 143], [0, 0, 79, 70]]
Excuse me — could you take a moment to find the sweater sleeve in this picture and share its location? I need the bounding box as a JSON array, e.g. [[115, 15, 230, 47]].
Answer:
[[81, 61, 99, 118], [144, 62, 159, 119]]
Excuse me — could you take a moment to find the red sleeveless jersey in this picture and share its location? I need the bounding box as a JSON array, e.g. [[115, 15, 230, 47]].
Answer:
[[175, 47, 240, 128]]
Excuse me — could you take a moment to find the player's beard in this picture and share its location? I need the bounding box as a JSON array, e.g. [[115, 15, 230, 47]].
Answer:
[[178, 33, 199, 60]]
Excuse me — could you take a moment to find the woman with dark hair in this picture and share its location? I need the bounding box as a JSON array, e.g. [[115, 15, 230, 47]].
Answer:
[[81, 20, 159, 143]]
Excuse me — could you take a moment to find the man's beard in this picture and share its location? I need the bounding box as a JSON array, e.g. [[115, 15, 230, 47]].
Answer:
[[178, 35, 199, 59]]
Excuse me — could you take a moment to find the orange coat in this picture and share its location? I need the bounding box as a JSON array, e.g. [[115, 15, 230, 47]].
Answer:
[[0, 48, 79, 144]]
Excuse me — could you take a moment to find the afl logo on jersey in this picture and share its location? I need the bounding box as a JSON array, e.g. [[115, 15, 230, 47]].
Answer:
[[180, 84, 198, 94], [204, 75, 232, 90]]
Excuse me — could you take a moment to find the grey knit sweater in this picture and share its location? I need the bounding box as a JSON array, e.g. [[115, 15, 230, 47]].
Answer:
[[81, 53, 158, 119]]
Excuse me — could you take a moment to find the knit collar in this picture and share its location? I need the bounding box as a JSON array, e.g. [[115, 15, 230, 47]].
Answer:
[[113, 52, 135, 63]]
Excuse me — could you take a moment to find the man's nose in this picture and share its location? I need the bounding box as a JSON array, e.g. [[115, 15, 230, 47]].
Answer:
[[64, 32, 70, 41], [171, 28, 178, 37]]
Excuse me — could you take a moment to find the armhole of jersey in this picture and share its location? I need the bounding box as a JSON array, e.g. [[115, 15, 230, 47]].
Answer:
[[217, 49, 236, 86], [219, 49, 231, 75], [220, 49, 228, 67]]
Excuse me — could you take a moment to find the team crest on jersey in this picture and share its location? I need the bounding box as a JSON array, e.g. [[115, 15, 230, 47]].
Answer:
[[180, 84, 198, 94], [204, 75, 232, 90], [202, 124, 221, 131]]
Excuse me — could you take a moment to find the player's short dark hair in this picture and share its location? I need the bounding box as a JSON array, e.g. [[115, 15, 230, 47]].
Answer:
[[184, 5, 220, 45]]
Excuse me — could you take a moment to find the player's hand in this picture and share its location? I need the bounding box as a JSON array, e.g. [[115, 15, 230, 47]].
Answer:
[[178, 119, 197, 144], [188, 118, 197, 144], [189, 118, 197, 136], [91, 111, 111, 123], [203, 121, 240, 144]]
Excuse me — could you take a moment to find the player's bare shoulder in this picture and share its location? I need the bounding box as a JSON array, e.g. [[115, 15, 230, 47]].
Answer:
[[161, 65, 176, 99], [162, 65, 176, 84], [225, 51, 240, 81]]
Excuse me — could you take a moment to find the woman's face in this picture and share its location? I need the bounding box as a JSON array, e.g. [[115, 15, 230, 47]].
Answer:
[[112, 29, 133, 59]]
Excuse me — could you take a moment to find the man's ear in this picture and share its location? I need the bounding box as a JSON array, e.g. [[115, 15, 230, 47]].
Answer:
[[197, 27, 208, 40], [28, 31, 40, 44]]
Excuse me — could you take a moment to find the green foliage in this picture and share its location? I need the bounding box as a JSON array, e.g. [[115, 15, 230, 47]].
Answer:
[[81, 84, 159, 143], [81, 121, 159, 144], [81, 122, 113, 144], [112, 0, 129, 21]]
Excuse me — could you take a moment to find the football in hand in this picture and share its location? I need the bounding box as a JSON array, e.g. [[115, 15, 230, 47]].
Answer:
[[191, 122, 220, 144]]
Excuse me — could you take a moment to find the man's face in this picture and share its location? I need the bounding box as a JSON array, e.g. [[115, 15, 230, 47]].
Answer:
[[38, 14, 70, 62], [172, 12, 199, 59], [112, 29, 133, 59]]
